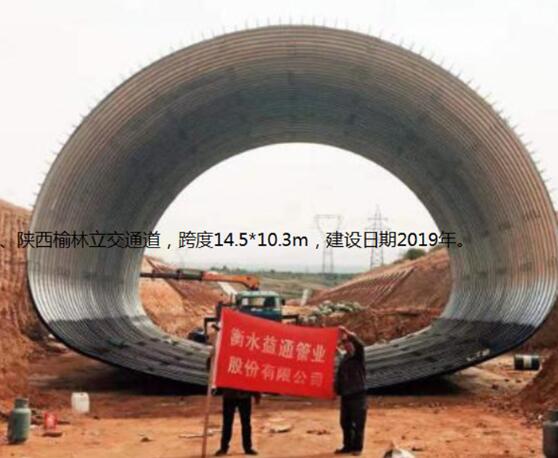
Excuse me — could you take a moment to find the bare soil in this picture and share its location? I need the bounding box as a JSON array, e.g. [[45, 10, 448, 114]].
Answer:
[[140, 257, 223, 337], [0, 349, 544, 457], [521, 350, 558, 417], [307, 250, 449, 344], [0, 199, 46, 410]]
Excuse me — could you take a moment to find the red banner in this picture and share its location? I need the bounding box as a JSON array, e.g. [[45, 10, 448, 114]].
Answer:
[[213, 308, 339, 399]]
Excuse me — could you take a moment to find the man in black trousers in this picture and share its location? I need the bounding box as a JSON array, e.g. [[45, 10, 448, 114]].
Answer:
[[206, 348, 260, 456], [215, 388, 260, 456], [334, 325, 367, 456]]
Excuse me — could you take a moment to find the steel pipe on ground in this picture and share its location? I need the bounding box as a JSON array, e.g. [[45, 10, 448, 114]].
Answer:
[[28, 26, 558, 388]]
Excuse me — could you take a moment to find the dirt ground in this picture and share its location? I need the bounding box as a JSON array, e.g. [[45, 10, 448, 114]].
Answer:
[[0, 349, 544, 458]]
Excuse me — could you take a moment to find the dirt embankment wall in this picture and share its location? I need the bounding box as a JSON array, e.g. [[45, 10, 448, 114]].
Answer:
[[310, 249, 451, 344], [140, 258, 223, 337], [0, 200, 46, 408]]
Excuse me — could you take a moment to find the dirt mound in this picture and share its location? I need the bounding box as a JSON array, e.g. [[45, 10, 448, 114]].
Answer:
[[520, 350, 558, 415], [0, 199, 46, 410], [140, 258, 223, 337], [309, 249, 451, 344], [519, 308, 558, 415], [521, 301, 558, 350], [325, 306, 443, 345], [308, 247, 558, 349], [307, 266, 415, 309], [309, 248, 450, 310]]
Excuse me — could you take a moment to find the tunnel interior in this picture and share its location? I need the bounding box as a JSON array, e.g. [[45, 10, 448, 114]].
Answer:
[[28, 26, 558, 388]]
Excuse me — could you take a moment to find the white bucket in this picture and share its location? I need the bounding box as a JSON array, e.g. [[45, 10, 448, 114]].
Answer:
[[71, 392, 90, 414]]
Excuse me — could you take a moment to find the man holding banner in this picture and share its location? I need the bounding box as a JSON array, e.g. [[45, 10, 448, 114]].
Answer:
[[334, 325, 367, 456], [207, 308, 366, 456], [215, 387, 260, 456]]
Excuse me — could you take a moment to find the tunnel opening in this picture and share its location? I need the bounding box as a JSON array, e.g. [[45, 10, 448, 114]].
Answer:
[[149, 142, 438, 272], [139, 142, 442, 355]]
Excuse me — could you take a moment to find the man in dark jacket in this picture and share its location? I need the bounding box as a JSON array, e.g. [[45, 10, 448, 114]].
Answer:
[[334, 325, 367, 456]]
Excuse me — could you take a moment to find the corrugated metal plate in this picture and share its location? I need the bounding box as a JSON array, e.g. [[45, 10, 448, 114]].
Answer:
[[28, 26, 558, 388]]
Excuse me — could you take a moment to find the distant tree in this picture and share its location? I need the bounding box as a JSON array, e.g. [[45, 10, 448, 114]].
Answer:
[[403, 248, 426, 261]]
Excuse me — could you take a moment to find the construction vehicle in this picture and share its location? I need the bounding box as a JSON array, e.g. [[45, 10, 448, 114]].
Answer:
[[140, 265, 299, 341], [140, 268, 260, 291]]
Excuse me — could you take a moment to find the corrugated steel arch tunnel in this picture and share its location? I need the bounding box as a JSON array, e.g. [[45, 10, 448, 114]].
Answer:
[[28, 26, 558, 388]]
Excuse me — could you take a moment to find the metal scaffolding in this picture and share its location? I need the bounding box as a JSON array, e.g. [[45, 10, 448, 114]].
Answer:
[[366, 206, 388, 268], [314, 214, 343, 274]]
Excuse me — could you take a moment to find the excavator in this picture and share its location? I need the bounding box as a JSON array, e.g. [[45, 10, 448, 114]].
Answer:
[[140, 264, 300, 343]]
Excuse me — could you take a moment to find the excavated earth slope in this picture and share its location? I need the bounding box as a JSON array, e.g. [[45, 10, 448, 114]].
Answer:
[[0, 200, 44, 409]]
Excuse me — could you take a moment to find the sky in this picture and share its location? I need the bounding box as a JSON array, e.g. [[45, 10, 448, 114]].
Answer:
[[1, 1, 557, 272]]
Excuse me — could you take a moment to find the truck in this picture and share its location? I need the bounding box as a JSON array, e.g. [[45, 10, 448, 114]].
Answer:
[[139, 263, 299, 342]]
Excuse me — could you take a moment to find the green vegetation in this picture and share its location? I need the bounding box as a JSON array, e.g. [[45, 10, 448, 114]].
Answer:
[[403, 248, 427, 261], [209, 267, 355, 300]]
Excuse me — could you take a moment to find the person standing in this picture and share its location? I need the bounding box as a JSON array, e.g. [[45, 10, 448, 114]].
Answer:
[[207, 348, 260, 457], [215, 388, 260, 456], [334, 325, 367, 456]]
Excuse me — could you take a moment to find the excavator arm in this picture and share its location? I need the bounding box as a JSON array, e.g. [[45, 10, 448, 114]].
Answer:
[[140, 268, 260, 291], [198, 271, 260, 291]]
